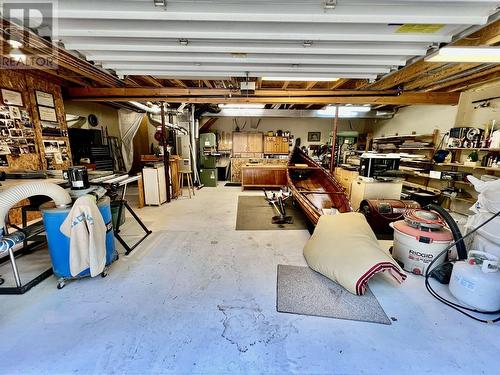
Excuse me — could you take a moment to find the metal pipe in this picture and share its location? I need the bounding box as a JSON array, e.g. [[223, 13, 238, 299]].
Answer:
[[329, 105, 339, 174], [160, 102, 171, 202], [8, 246, 22, 287], [190, 104, 199, 185]]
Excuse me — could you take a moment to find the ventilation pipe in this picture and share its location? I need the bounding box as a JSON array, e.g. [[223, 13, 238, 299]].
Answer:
[[190, 104, 200, 185], [0, 182, 71, 253]]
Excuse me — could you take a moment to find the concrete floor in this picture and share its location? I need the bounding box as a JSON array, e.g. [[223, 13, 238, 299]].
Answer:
[[0, 184, 499, 374]]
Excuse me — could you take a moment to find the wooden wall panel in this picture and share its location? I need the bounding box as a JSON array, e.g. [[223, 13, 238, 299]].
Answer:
[[0, 69, 71, 171], [0, 69, 41, 171]]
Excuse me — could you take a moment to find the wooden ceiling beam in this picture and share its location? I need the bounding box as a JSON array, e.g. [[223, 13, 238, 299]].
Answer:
[[1, 19, 123, 87], [455, 19, 500, 46], [366, 60, 442, 90], [203, 80, 213, 88], [305, 81, 318, 90], [140, 75, 164, 88], [282, 81, 290, 89], [67, 92, 459, 105], [170, 79, 188, 88], [366, 19, 500, 91], [423, 65, 500, 92], [440, 70, 500, 92], [405, 63, 481, 90], [68, 87, 405, 98], [328, 79, 349, 90], [199, 118, 218, 132]]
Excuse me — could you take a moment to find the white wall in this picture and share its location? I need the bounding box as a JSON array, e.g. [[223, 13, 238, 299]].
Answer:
[[367, 80, 500, 138], [455, 80, 500, 129], [368, 105, 458, 138], [207, 117, 371, 147], [64, 101, 121, 137]]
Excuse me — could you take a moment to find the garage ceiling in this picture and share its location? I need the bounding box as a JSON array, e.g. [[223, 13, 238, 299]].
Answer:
[[1, 0, 499, 109], [57, 0, 499, 82]]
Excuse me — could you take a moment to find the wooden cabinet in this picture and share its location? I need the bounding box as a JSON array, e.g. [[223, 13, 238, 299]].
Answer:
[[241, 166, 287, 188], [232, 132, 263, 157], [334, 167, 359, 199], [143, 164, 167, 205], [264, 136, 289, 155]]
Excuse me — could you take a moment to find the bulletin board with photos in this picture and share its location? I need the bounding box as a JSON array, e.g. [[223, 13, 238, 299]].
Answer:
[[0, 89, 38, 168]]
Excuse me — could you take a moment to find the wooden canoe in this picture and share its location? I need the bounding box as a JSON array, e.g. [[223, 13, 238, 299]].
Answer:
[[287, 147, 352, 225]]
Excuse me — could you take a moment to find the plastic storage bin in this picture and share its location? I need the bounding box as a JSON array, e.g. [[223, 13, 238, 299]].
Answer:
[[40, 196, 117, 286]]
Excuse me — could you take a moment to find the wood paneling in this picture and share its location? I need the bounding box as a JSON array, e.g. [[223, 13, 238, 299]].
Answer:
[[0, 69, 71, 171], [241, 166, 287, 188]]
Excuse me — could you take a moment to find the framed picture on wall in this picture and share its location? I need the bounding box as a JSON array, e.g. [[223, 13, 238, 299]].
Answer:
[[308, 132, 321, 142], [35, 90, 55, 108], [1, 89, 23, 106], [38, 106, 58, 122]]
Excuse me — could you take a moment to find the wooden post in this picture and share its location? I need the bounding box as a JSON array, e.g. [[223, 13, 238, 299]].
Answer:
[[161, 102, 171, 202], [137, 172, 145, 208], [329, 105, 339, 174]]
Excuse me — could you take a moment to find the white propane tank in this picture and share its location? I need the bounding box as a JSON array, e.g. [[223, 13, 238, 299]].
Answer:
[[449, 251, 500, 312]]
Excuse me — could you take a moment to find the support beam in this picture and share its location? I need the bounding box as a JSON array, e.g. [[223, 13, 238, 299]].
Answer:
[[199, 118, 218, 132], [441, 70, 500, 92], [67, 87, 404, 98], [328, 79, 349, 90], [367, 19, 500, 90], [140, 75, 164, 87], [203, 80, 213, 88], [282, 81, 290, 90], [55, 1, 494, 24], [305, 81, 318, 90], [58, 19, 452, 43], [85, 51, 407, 66], [64, 38, 430, 56], [424, 65, 500, 92], [1, 19, 123, 87], [171, 79, 188, 88], [404, 63, 481, 90], [67, 93, 460, 105]]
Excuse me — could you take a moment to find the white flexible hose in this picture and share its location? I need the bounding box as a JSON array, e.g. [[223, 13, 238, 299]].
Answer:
[[0, 182, 71, 234]]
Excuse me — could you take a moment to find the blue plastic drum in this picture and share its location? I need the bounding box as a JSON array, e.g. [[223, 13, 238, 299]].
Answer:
[[40, 196, 117, 278]]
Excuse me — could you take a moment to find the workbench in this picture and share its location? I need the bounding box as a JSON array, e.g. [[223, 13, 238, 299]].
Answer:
[[241, 164, 287, 189]]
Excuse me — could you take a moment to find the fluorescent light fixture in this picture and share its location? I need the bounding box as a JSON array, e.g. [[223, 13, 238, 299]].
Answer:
[[262, 77, 339, 82], [218, 103, 265, 109], [425, 46, 500, 63]]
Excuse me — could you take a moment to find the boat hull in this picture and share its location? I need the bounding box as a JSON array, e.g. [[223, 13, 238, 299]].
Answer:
[[287, 147, 352, 225]]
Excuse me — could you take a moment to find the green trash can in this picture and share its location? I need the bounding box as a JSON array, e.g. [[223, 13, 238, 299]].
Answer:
[[111, 201, 126, 228]]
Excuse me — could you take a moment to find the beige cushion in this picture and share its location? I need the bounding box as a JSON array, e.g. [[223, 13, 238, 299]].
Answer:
[[304, 212, 406, 295]]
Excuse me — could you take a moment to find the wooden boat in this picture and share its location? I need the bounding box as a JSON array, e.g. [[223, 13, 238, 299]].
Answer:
[[287, 146, 352, 224]]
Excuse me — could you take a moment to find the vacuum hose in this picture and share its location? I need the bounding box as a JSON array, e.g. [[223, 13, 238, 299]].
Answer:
[[426, 203, 468, 260], [0, 182, 71, 253]]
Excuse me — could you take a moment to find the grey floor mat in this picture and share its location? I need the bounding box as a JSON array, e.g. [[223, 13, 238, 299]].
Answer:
[[236, 196, 308, 230], [277, 265, 391, 325]]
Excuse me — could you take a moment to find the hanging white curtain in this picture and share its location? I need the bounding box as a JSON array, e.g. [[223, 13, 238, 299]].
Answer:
[[118, 109, 145, 172]]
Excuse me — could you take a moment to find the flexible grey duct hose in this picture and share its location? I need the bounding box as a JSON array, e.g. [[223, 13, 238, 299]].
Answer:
[[0, 182, 71, 239]]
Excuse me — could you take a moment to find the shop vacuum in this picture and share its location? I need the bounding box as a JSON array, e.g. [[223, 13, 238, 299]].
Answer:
[[362, 198, 500, 322]]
